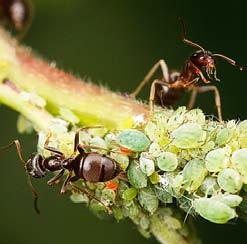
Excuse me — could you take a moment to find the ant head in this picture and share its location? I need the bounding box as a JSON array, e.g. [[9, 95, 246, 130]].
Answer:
[[179, 18, 244, 81], [190, 50, 219, 81]]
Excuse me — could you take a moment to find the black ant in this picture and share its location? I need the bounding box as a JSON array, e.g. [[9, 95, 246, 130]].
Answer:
[[0, 0, 33, 39], [1, 127, 121, 214], [131, 19, 244, 121]]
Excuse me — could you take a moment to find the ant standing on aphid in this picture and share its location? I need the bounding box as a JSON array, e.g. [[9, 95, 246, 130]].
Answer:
[[0, 127, 121, 214], [131, 19, 244, 121]]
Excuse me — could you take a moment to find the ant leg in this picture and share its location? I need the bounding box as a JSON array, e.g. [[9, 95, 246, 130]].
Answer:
[[193, 86, 222, 121], [47, 169, 65, 186], [60, 171, 73, 194], [131, 59, 169, 97], [43, 133, 64, 156], [73, 125, 105, 153], [70, 183, 112, 214], [0, 140, 40, 214], [187, 88, 198, 110], [149, 80, 169, 112]]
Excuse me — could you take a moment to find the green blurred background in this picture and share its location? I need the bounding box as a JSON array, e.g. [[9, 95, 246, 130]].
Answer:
[[0, 0, 246, 243]]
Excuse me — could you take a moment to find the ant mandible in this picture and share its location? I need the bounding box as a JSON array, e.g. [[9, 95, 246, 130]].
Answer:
[[0, 0, 33, 40], [131, 19, 244, 121], [1, 127, 121, 214]]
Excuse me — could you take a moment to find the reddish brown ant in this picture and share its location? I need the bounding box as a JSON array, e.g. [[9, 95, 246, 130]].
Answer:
[[0, 127, 121, 214], [131, 19, 244, 121], [0, 0, 33, 39]]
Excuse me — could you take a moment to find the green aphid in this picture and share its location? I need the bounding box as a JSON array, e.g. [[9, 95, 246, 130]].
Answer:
[[116, 129, 150, 152], [217, 168, 243, 193], [193, 198, 237, 224], [110, 152, 129, 171], [212, 194, 242, 208], [140, 153, 155, 176], [157, 152, 178, 172], [154, 185, 173, 204], [127, 161, 147, 188], [215, 128, 234, 146], [238, 121, 247, 148], [138, 188, 159, 214], [199, 176, 220, 196], [122, 188, 138, 201], [184, 109, 206, 125], [231, 149, 247, 183], [205, 148, 229, 172], [182, 159, 208, 193], [171, 123, 206, 149]]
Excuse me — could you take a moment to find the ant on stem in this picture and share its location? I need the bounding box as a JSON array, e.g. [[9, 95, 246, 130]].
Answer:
[[131, 19, 244, 121], [0, 127, 122, 214]]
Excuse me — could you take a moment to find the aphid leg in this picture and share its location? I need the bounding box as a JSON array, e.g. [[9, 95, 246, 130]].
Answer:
[[70, 183, 112, 214], [0, 140, 40, 214], [131, 59, 169, 97], [47, 169, 65, 186], [149, 79, 170, 112], [192, 86, 222, 122], [60, 171, 73, 194]]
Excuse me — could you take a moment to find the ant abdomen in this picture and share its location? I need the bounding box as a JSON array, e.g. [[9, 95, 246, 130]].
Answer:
[[73, 152, 120, 183]]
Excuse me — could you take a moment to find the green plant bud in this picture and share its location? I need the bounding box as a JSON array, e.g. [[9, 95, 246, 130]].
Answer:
[[149, 172, 160, 184], [182, 159, 208, 193], [17, 115, 33, 134], [231, 149, 247, 183], [122, 188, 138, 201], [59, 107, 79, 124], [205, 148, 229, 172], [116, 129, 150, 152], [140, 152, 155, 176], [193, 198, 237, 224], [212, 194, 242, 207], [127, 161, 147, 188], [199, 176, 220, 196], [171, 123, 206, 149], [217, 168, 242, 193], [215, 128, 234, 146], [157, 152, 178, 171], [138, 188, 159, 214]]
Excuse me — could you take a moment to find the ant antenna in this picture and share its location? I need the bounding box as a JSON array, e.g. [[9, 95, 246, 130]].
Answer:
[[213, 53, 244, 71], [179, 17, 205, 51], [0, 140, 40, 214]]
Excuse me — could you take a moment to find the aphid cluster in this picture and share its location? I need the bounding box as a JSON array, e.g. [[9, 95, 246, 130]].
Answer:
[[131, 19, 244, 121]]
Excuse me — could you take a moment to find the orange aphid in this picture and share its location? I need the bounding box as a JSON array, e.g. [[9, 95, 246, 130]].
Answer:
[[105, 181, 119, 191]]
